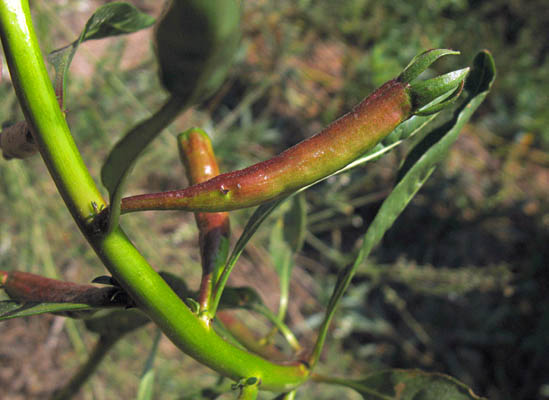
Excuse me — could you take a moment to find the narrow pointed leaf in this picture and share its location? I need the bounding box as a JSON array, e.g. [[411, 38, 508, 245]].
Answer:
[[310, 50, 495, 367], [318, 369, 485, 399], [0, 300, 96, 320], [398, 49, 460, 84], [410, 68, 469, 111], [413, 81, 464, 116], [210, 199, 285, 316], [137, 368, 156, 400]]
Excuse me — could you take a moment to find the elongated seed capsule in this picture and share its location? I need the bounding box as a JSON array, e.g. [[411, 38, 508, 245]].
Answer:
[[0, 270, 132, 307], [122, 80, 413, 213], [119, 49, 468, 215], [178, 128, 230, 310]]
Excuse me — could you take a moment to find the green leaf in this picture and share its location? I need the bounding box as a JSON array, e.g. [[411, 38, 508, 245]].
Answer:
[[209, 199, 284, 316], [48, 2, 155, 108], [318, 369, 485, 399], [76, 3, 155, 42], [0, 300, 96, 321], [410, 68, 469, 114], [137, 329, 162, 400], [155, 0, 241, 103], [398, 49, 460, 84], [309, 50, 496, 367]]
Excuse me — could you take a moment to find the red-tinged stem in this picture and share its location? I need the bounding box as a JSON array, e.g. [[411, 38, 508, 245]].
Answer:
[[178, 128, 231, 312], [121, 80, 413, 213]]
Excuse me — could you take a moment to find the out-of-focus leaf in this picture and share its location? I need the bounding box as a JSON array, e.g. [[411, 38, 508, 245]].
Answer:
[[48, 2, 155, 107], [358, 263, 513, 297], [269, 194, 306, 320], [84, 309, 150, 338], [137, 329, 162, 400], [219, 287, 300, 350], [219, 286, 263, 310], [137, 368, 156, 400], [282, 194, 307, 253], [271, 390, 296, 399], [319, 369, 485, 399], [155, 0, 241, 103], [309, 50, 496, 367], [159, 271, 192, 299]]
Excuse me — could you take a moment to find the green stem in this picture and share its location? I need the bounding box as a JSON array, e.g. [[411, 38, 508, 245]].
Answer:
[[236, 377, 260, 400], [0, 0, 309, 392], [0, 0, 105, 223]]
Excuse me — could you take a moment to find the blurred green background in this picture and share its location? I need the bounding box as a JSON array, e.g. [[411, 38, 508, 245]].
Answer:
[[1, 0, 548, 399]]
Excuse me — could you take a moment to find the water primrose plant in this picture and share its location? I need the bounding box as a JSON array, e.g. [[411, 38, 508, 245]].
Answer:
[[0, 1, 496, 399]]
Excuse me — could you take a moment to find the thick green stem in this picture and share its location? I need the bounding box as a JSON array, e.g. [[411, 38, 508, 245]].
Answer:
[[0, 0, 105, 222], [0, 0, 308, 392]]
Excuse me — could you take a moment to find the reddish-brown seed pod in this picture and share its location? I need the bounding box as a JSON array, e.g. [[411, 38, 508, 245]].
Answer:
[[178, 129, 230, 310], [122, 80, 413, 213], [1, 270, 132, 307]]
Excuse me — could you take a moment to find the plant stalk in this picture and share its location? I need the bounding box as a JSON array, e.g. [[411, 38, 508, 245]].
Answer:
[[0, 0, 309, 391]]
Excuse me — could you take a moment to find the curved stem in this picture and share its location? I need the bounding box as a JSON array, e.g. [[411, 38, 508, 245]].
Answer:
[[0, 0, 105, 222], [0, 0, 309, 392]]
